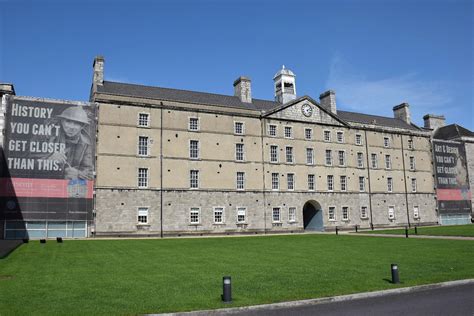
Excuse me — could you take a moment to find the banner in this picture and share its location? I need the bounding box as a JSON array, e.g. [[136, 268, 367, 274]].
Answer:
[[0, 97, 96, 221], [433, 140, 472, 214]]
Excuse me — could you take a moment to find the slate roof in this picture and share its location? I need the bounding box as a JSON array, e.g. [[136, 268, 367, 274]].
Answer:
[[97, 81, 276, 111], [97, 81, 421, 131], [337, 110, 421, 131], [433, 124, 474, 140]]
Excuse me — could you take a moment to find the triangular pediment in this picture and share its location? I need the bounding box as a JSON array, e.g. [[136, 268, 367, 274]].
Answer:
[[263, 96, 347, 126]]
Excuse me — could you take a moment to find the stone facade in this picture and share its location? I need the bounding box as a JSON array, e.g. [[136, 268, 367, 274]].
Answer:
[[89, 57, 440, 237]]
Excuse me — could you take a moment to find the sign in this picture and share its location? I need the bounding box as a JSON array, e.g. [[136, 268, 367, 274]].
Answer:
[[0, 97, 96, 221], [433, 140, 472, 214]]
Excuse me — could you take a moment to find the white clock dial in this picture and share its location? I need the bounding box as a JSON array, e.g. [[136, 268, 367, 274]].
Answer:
[[302, 104, 313, 117]]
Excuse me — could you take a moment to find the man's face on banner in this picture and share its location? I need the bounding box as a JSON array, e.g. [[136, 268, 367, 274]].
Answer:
[[61, 118, 83, 138]]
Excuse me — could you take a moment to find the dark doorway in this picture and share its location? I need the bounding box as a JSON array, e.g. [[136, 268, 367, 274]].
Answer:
[[303, 201, 323, 231]]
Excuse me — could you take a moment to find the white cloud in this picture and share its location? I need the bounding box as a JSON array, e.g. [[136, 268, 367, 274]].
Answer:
[[325, 54, 453, 123]]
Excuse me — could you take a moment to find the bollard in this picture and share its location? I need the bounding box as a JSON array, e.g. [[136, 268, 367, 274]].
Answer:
[[222, 276, 232, 303], [335, 226, 339, 235], [370, 223, 374, 231], [391, 264, 400, 284], [405, 227, 409, 238], [57, 237, 63, 243], [22, 238, 29, 243], [414, 226, 418, 235], [40, 239, 46, 244], [355, 225, 358, 233]]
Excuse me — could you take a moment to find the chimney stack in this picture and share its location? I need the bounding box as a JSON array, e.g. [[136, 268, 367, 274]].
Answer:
[[423, 114, 446, 131], [233, 76, 252, 103], [319, 90, 337, 114], [393, 103, 411, 124], [93, 56, 105, 86]]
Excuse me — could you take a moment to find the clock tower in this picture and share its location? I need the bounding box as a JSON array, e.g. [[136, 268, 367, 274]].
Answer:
[[273, 65, 296, 104]]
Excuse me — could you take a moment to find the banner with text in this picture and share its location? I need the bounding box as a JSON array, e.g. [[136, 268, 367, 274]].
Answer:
[[433, 140, 471, 214], [0, 97, 96, 221]]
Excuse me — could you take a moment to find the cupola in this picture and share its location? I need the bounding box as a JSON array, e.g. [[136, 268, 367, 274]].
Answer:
[[273, 65, 296, 104]]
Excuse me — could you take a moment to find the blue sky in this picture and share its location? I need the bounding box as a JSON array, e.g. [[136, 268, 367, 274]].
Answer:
[[1, 0, 472, 129]]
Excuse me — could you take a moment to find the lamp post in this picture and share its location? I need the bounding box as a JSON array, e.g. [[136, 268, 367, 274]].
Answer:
[[222, 276, 232, 303], [391, 264, 400, 284]]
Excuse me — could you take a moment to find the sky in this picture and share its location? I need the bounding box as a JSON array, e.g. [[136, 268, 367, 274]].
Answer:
[[1, 0, 473, 130]]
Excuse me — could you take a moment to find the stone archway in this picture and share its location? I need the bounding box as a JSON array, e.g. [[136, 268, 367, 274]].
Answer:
[[303, 200, 324, 231]]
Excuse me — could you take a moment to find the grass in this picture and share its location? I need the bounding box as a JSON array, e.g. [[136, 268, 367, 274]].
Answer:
[[362, 224, 474, 237], [0, 234, 473, 315]]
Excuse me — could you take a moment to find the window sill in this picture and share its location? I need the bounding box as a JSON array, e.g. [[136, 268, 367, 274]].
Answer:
[[213, 223, 225, 225], [189, 223, 201, 226], [360, 217, 369, 220], [328, 219, 336, 222], [137, 126, 151, 129], [136, 223, 150, 226]]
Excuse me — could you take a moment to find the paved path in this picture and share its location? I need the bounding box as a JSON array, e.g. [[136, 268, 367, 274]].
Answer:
[[348, 232, 474, 240], [0, 240, 23, 258], [161, 280, 474, 316]]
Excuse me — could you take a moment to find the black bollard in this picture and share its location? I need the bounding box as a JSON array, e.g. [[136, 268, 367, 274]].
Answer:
[[40, 239, 46, 244], [414, 226, 418, 235], [22, 238, 29, 243], [335, 226, 339, 235], [56, 237, 63, 243], [222, 276, 232, 303], [391, 264, 400, 284], [405, 227, 409, 238], [371, 223, 374, 231]]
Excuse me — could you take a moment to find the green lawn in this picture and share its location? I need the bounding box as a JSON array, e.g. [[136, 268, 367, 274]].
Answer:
[[1, 235, 473, 315], [362, 224, 474, 237]]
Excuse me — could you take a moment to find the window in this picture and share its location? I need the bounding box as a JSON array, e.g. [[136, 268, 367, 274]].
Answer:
[[284, 126, 293, 138], [342, 207, 349, 221], [271, 173, 279, 190], [234, 122, 244, 135], [237, 207, 246, 223], [355, 134, 363, 145], [305, 128, 313, 140], [357, 152, 364, 168], [214, 207, 224, 224], [189, 140, 199, 159], [236, 172, 245, 190], [285, 146, 294, 163], [411, 178, 417, 192], [340, 176, 347, 191], [138, 136, 149, 156], [138, 113, 149, 127], [359, 176, 365, 192], [338, 151, 345, 166], [190, 170, 199, 189], [409, 156, 415, 170], [388, 206, 395, 220], [325, 150, 332, 166], [337, 131, 344, 143], [235, 143, 245, 161], [387, 177, 393, 192], [328, 207, 336, 221], [138, 207, 148, 224], [138, 168, 148, 188], [287, 173, 295, 191], [190, 208, 200, 224], [384, 136, 390, 148], [272, 207, 281, 222], [385, 154, 391, 169], [327, 175, 334, 191], [189, 117, 199, 131], [371, 153, 378, 168], [324, 130, 331, 142], [413, 206, 419, 219], [268, 124, 277, 136], [270, 145, 279, 163], [360, 206, 368, 219], [306, 148, 314, 165], [408, 138, 414, 149], [308, 174, 315, 191], [289, 207, 296, 222]]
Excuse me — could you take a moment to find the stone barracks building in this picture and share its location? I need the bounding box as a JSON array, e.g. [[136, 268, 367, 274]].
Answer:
[[89, 56, 438, 237]]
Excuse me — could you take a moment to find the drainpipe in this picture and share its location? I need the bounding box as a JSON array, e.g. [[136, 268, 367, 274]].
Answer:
[[364, 130, 374, 229], [400, 135, 411, 228], [160, 103, 164, 238], [260, 117, 267, 234]]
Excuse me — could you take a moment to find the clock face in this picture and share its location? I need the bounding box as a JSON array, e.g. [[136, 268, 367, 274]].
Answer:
[[302, 104, 313, 117]]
